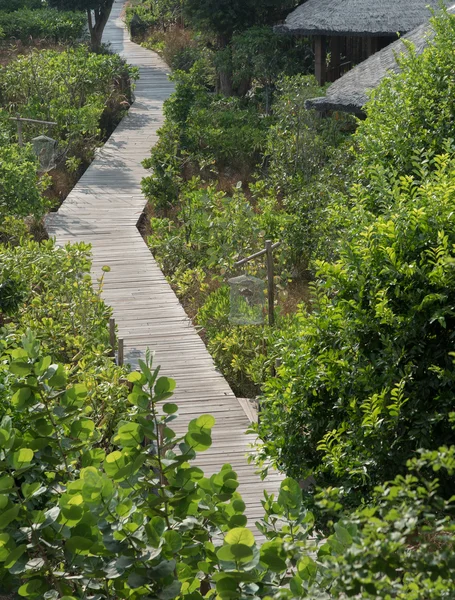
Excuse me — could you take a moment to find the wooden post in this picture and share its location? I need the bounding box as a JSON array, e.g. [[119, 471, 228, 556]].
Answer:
[[17, 117, 23, 148], [265, 240, 275, 327], [329, 36, 341, 81], [314, 35, 326, 85], [118, 338, 124, 366], [109, 317, 116, 356]]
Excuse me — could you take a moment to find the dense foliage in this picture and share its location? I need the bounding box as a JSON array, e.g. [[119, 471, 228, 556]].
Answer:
[[354, 7, 455, 182], [0, 0, 41, 11], [127, 0, 310, 96], [2, 232, 455, 598], [258, 150, 455, 508], [0, 145, 50, 220], [0, 46, 136, 162], [0, 8, 86, 42], [142, 65, 351, 393], [47, 0, 115, 50], [0, 45, 137, 216], [2, 327, 455, 597], [255, 8, 455, 502]]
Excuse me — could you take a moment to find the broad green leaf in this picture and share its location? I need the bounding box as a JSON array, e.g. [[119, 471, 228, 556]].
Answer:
[[297, 555, 318, 581], [217, 543, 253, 563], [155, 376, 176, 396], [0, 505, 20, 530], [127, 371, 144, 383], [11, 387, 32, 409], [21, 482, 45, 499], [19, 578, 49, 597], [65, 536, 93, 554], [225, 527, 255, 547], [0, 475, 14, 492], [4, 544, 27, 569], [0, 533, 11, 562], [193, 414, 215, 430], [164, 530, 182, 552], [11, 448, 34, 469], [278, 477, 302, 509]]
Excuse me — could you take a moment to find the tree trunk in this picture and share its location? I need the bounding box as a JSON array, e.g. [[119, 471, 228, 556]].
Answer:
[[218, 70, 233, 96], [88, 1, 114, 52], [216, 34, 234, 96]]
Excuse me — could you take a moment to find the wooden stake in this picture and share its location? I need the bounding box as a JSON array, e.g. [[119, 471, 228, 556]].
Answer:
[[109, 317, 116, 356], [314, 35, 326, 85], [265, 240, 275, 327], [118, 338, 124, 366], [17, 118, 23, 148]]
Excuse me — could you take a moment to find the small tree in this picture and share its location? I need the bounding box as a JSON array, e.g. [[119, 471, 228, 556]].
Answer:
[[183, 0, 298, 94], [47, 0, 114, 50]]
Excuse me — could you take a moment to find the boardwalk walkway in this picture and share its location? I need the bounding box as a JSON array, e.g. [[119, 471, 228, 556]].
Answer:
[[46, 0, 282, 525]]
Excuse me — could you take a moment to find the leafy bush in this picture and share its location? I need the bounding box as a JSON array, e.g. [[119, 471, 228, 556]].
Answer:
[[0, 143, 50, 220], [0, 8, 86, 42], [142, 27, 209, 72], [185, 95, 271, 170], [125, 0, 183, 36], [142, 60, 214, 211], [197, 286, 301, 397], [148, 179, 290, 277], [0, 0, 41, 11], [143, 87, 270, 210], [3, 330, 455, 597], [0, 46, 137, 163], [231, 27, 313, 112], [305, 447, 455, 598], [258, 152, 455, 509], [266, 74, 353, 193], [0, 238, 112, 364], [355, 7, 455, 183]]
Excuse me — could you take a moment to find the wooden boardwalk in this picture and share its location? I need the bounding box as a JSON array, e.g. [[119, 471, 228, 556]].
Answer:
[[46, 0, 282, 526]]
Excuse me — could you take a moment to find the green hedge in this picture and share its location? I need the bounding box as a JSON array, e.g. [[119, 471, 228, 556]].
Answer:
[[0, 8, 86, 42], [0, 0, 41, 11]]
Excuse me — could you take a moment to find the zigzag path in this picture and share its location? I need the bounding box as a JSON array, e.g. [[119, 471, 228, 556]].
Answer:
[[46, 0, 283, 527]]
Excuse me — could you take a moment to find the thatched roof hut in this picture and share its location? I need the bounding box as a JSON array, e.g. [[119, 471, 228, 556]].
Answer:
[[305, 4, 455, 114], [276, 0, 444, 37], [276, 0, 446, 84]]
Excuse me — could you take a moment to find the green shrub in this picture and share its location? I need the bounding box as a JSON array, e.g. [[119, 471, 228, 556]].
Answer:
[[0, 0, 42, 11], [354, 7, 455, 185], [184, 95, 271, 170], [258, 152, 455, 510], [266, 74, 354, 193], [0, 237, 111, 364], [2, 332, 455, 597], [125, 0, 182, 36], [197, 286, 301, 397], [0, 8, 86, 42], [0, 46, 137, 163], [148, 179, 290, 277], [0, 143, 50, 220]]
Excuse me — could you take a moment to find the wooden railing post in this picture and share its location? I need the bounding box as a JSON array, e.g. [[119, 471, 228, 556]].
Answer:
[[118, 338, 124, 366], [109, 317, 116, 357]]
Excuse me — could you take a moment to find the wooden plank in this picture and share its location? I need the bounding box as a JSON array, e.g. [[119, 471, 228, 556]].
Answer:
[[45, 0, 283, 536]]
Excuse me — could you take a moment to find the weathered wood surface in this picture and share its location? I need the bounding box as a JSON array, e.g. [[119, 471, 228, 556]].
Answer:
[[46, 0, 283, 528]]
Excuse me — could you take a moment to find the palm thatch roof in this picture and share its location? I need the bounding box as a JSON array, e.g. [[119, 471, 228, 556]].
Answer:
[[305, 4, 455, 114], [276, 0, 446, 37]]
